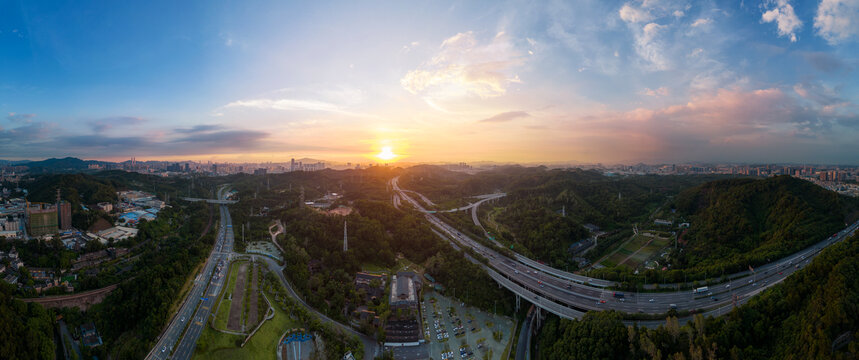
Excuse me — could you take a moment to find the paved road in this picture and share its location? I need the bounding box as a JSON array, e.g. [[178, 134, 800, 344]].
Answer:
[[515, 306, 536, 360], [171, 205, 235, 360], [392, 176, 859, 320], [147, 186, 235, 360]]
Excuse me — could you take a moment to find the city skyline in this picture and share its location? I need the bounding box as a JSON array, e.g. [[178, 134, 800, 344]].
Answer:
[[2, 0, 859, 164]]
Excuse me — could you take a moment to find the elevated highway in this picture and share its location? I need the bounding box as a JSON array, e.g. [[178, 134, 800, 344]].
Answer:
[[391, 176, 859, 322], [181, 197, 237, 204]]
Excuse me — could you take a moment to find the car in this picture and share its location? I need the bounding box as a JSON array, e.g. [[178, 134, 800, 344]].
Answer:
[[711, 296, 717, 301], [618, 298, 625, 302], [600, 299, 606, 303], [514, 270, 519, 274], [162, 346, 166, 353], [779, 271, 783, 275], [725, 284, 731, 288], [181, 316, 185, 322], [649, 298, 655, 302], [748, 279, 754, 284]]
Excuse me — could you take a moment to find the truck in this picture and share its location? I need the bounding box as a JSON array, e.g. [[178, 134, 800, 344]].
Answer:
[[613, 292, 625, 298], [693, 286, 709, 294]]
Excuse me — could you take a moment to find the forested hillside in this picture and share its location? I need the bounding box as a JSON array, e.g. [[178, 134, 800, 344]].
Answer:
[[673, 175, 859, 273], [537, 232, 859, 360], [401, 165, 725, 268], [0, 283, 55, 360]]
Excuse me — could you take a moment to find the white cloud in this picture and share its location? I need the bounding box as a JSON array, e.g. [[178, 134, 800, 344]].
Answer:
[[226, 98, 341, 112], [634, 22, 669, 70], [619, 3, 653, 23], [761, 0, 803, 42], [691, 18, 712, 27], [223, 88, 374, 118], [673, 10, 685, 18], [814, 0, 859, 44], [401, 41, 421, 53], [401, 31, 524, 100], [642, 87, 670, 96]]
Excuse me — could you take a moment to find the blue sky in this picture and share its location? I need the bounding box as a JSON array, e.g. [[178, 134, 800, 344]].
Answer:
[[1, 0, 858, 164]]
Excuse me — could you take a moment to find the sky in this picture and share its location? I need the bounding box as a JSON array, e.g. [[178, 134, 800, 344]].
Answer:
[[1, 0, 858, 165]]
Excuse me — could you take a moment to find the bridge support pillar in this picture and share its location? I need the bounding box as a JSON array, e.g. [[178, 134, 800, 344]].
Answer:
[[515, 294, 520, 312], [536, 307, 542, 329]]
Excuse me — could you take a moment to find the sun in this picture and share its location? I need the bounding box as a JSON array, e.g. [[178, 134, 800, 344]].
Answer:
[[376, 146, 397, 161]]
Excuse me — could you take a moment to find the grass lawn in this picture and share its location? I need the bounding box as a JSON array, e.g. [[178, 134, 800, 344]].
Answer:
[[610, 235, 673, 269], [194, 291, 299, 360], [604, 253, 626, 267], [360, 263, 388, 273], [212, 260, 244, 331]]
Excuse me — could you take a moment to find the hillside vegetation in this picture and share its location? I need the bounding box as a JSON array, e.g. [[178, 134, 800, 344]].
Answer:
[[673, 175, 859, 273], [401, 165, 726, 268]]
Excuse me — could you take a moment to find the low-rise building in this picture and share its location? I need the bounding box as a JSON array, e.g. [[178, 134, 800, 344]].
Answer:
[[355, 272, 387, 301], [80, 323, 103, 347], [654, 219, 673, 226], [390, 271, 421, 311], [96, 202, 113, 213]]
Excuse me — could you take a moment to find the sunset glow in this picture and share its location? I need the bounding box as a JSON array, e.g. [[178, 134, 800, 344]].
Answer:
[[376, 146, 397, 161], [1, 1, 858, 164]]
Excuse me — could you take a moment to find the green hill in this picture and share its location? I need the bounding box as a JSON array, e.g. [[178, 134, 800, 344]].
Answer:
[[673, 175, 859, 272]]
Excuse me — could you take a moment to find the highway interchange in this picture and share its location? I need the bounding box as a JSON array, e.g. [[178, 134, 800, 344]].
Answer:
[[391, 176, 859, 321], [145, 177, 859, 358]]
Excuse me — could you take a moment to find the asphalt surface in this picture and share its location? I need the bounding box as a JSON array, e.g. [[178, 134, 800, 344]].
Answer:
[[147, 187, 235, 360], [392, 176, 859, 320], [514, 306, 535, 360]]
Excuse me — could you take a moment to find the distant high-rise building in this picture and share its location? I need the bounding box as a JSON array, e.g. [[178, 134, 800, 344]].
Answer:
[[290, 158, 296, 172], [58, 202, 72, 230]]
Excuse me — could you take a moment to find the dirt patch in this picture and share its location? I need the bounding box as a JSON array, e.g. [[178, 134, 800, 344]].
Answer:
[[227, 262, 248, 331], [247, 265, 259, 328], [88, 217, 112, 232]]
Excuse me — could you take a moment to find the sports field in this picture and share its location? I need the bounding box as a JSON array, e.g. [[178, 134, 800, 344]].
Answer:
[[601, 234, 671, 269]]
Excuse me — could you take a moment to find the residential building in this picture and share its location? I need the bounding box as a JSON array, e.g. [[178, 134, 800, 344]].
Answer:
[[27, 202, 58, 237], [58, 201, 72, 230]]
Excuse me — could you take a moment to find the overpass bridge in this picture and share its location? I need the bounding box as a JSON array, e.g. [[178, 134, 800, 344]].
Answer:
[[180, 197, 237, 204]]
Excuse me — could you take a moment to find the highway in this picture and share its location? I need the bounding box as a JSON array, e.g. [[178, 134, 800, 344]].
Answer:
[[147, 187, 235, 360], [391, 176, 859, 320]]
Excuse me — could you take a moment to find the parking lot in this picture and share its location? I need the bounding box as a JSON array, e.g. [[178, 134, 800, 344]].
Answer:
[[421, 290, 513, 360]]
